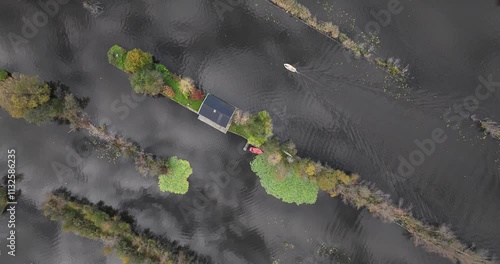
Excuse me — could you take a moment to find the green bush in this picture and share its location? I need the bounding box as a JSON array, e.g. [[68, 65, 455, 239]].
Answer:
[[107, 45, 127, 70], [129, 70, 163, 95], [124, 48, 153, 73], [0, 70, 8, 81], [158, 156, 192, 194], [229, 111, 273, 146], [250, 154, 318, 205]]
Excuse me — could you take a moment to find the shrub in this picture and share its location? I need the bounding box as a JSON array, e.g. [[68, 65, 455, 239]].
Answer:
[[0, 70, 8, 81], [107, 45, 128, 70], [304, 162, 316, 177], [179, 78, 194, 98], [158, 156, 192, 194], [129, 70, 163, 95], [154, 64, 172, 82], [124, 48, 153, 73], [0, 73, 51, 118], [247, 111, 273, 146], [162, 85, 175, 98], [189, 88, 204, 101]]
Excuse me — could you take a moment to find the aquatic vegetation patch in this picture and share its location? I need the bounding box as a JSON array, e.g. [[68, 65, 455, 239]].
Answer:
[[471, 115, 500, 140], [158, 156, 193, 194], [251, 153, 319, 205], [44, 191, 208, 264]]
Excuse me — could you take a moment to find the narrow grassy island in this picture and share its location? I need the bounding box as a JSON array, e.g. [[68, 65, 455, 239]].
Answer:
[[0, 70, 192, 194], [108, 45, 273, 147], [44, 191, 208, 264], [108, 45, 206, 112]]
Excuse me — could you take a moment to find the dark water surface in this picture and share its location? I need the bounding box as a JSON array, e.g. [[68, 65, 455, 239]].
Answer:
[[0, 0, 499, 263]]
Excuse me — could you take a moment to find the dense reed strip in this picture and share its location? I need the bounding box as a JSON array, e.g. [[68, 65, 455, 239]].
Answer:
[[252, 139, 495, 264], [44, 190, 210, 264]]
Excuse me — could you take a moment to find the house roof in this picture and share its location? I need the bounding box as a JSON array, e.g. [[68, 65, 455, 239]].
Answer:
[[198, 94, 236, 129]]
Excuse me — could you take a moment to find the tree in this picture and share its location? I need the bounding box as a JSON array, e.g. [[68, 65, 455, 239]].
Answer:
[[61, 94, 83, 124], [129, 70, 163, 95], [0, 73, 51, 118], [124, 48, 153, 73], [24, 98, 64, 125], [158, 156, 192, 194], [317, 170, 338, 191], [304, 162, 316, 177], [134, 155, 167, 177], [247, 111, 273, 146]]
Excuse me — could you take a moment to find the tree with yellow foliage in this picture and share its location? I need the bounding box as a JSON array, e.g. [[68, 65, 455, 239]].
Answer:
[[0, 73, 51, 118], [124, 48, 153, 73]]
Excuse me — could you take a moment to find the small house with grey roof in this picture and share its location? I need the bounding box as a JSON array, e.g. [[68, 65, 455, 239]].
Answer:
[[197, 94, 236, 133]]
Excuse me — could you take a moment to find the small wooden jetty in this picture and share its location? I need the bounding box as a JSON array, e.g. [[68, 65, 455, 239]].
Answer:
[[197, 94, 236, 133]]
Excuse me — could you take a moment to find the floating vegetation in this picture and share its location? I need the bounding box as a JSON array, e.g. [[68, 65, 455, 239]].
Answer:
[[282, 241, 295, 249], [267, 0, 409, 82], [472, 115, 500, 140], [82, 0, 103, 16], [44, 190, 210, 264], [316, 244, 352, 263]]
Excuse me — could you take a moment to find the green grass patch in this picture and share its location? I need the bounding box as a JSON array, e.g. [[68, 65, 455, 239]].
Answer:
[[107, 45, 127, 70], [155, 64, 205, 112], [0, 70, 8, 81], [250, 154, 318, 205]]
